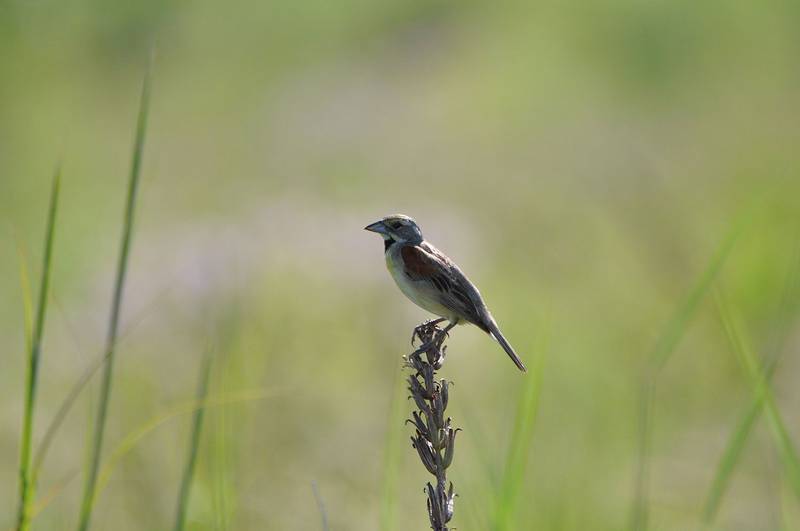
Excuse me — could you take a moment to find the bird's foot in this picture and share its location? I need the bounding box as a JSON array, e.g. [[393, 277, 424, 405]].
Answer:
[[411, 318, 446, 345], [437, 321, 457, 342], [412, 340, 436, 357]]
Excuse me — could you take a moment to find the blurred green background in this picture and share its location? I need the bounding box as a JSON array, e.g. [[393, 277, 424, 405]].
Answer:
[[2, 0, 800, 529]]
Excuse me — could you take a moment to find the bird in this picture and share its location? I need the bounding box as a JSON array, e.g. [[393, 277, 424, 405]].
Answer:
[[365, 214, 526, 372]]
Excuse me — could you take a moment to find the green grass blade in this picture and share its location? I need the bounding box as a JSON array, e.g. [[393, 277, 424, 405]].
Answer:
[[76, 64, 151, 531], [630, 220, 743, 531], [96, 388, 278, 498], [173, 352, 213, 531], [715, 294, 800, 500], [379, 363, 406, 531], [33, 283, 179, 478], [15, 167, 61, 531], [650, 227, 743, 373], [702, 240, 800, 524], [28, 389, 279, 519], [212, 358, 232, 531], [460, 402, 502, 494], [701, 386, 764, 525], [32, 348, 106, 478], [311, 481, 330, 531], [493, 317, 549, 530], [15, 243, 35, 356]]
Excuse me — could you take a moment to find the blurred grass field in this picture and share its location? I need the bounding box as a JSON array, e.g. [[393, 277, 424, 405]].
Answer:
[[2, 1, 800, 529]]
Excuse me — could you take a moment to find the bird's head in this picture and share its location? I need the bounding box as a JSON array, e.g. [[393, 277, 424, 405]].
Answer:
[[364, 214, 423, 246]]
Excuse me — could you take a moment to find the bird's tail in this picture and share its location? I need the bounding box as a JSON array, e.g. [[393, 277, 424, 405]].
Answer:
[[486, 320, 527, 372]]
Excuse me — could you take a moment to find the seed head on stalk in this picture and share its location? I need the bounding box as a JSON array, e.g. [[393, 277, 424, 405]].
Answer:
[[405, 320, 460, 531]]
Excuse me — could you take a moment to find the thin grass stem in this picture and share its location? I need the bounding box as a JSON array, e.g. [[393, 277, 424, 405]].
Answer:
[[379, 363, 406, 531], [715, 294, 800, 499], [702, 237, 800, 524], [15, 168, 60, 531], [14, 242, 35, 355], [311, 481, 329, 531], [33, 282, 179, 477], [173, 352, 214, 531], [494, 317, 549, 530], [630, 219, 742, 531], [76, 65, 151, 531], [28, 389, 278, 520]]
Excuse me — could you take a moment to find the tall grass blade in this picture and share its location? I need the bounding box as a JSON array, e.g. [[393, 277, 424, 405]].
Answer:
[[76, 64, 151, 531], [33, 283, 178, 477], [494, 317, 549, 530], [701, 387, 767, 526], [379, 364, 406, 531], [715, 294, 800, 499], [15, 168, 61, 531], [173, 352, 213, 531], [27, 388, 279, 520], [212, 357, 232, 531], [461, 402, 502, 495], [311, 481, 330, 531], [702, 240, 800, 524], [15, 243, 35, 356], [33, 348, 109, 479], [630, 221, 742, 531]]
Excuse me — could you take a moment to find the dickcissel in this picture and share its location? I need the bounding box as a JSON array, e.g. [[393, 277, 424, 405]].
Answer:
[[365, 214, 526, 372]]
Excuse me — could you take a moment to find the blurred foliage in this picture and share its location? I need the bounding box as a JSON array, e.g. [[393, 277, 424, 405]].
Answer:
[[1, 0, 800, 529]]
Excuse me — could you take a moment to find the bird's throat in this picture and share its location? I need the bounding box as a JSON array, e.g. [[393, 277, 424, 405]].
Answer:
[[384, 236, 396, 251]]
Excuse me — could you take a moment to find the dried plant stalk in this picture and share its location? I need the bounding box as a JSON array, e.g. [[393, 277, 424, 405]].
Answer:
[[405, 320, 459, 531]]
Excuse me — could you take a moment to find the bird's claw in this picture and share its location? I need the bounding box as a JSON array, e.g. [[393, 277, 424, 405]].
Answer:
[[412, 340, 435, 356], [411, 318, 445, 346]]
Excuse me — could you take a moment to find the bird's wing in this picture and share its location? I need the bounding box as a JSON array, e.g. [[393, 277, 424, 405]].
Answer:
[[400, 243, 490, 332]]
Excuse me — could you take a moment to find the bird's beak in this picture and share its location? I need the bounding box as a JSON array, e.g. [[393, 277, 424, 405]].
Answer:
[[364, 220, 388, 234]]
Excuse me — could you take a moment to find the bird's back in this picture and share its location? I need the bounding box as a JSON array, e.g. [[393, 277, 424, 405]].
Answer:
[[386, 240, 492, 331]]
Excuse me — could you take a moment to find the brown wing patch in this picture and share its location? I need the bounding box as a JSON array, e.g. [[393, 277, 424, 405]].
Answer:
[[401, 245, 439, 277], [401, 243, 490, 331]]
